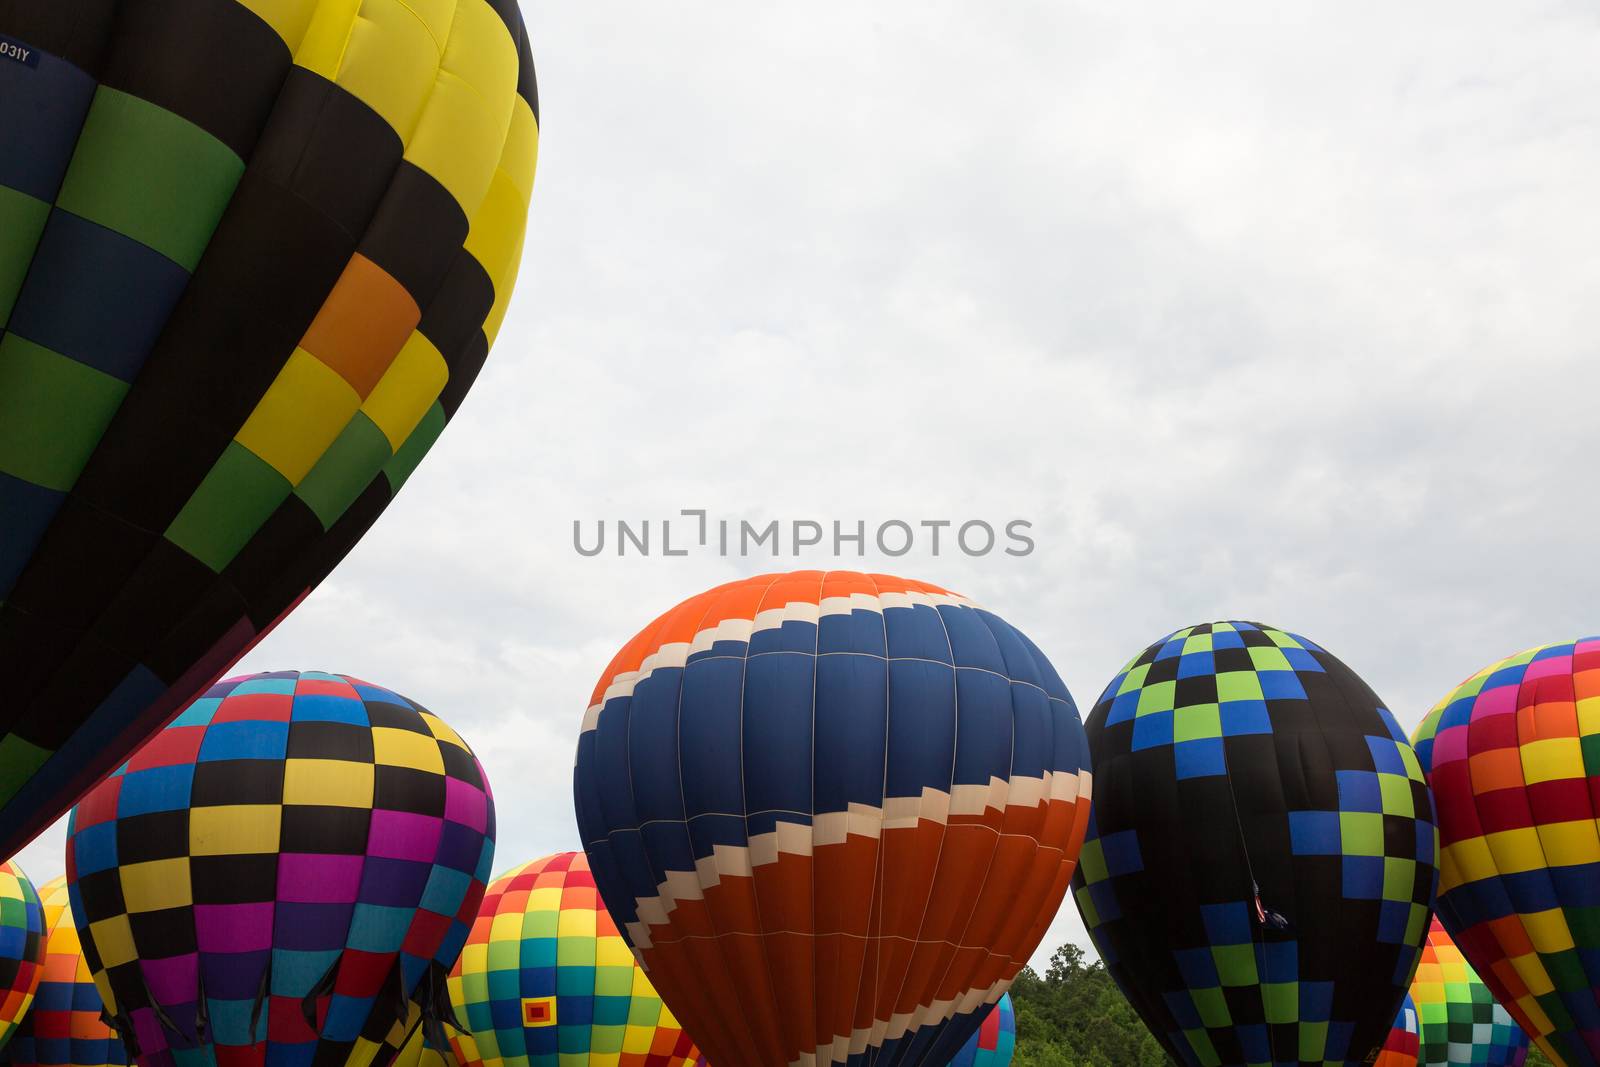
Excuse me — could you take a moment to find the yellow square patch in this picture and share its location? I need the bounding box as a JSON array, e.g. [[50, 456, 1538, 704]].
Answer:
[[523, 995, 557, 1028]]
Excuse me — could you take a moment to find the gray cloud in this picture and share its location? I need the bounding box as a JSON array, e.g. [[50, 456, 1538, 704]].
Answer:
[[17, 1, 1600, 972]]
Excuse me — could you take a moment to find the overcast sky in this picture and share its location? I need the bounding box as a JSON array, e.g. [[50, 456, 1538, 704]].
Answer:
[[19, 1, 1600, 971]]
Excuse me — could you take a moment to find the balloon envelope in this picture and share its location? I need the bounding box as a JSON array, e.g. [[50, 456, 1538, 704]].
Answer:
[[1375, 993, 1418, 1067], [946, 995, 1013, 1067], [0, 862, 45, 1052], [1411, 638, 1600, 1066], [446, 852, 699, 1067], [1411, 919, 1528, 1067], [1072, 621, 1439, 1067], [65, 671, 496, 1067], [0, 0, 539, 861], [575, 571, 1092, 1067], [1, 875, 128, 1067]]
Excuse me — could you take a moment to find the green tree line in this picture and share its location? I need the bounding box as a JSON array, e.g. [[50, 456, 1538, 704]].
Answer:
[[1008, 943, 1553, 1067]]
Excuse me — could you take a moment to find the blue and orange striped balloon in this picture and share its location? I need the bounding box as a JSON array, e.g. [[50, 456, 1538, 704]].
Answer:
[[575, 571, 1092, 1067]]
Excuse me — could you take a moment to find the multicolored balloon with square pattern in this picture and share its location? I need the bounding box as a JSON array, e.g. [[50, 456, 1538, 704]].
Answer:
[[0, 861, 46, 1052], [1410, 918, 1528, 1067], [575, 571, 1092, 1067], [0, 0, 538, 863], [1412, 638, 1600, 1066], [445, 852, 698, 1067], [946, 995, 1013, 1067], [1, 875, 128, 1067], [1072, 621, 1439, 1067], [1376, 993, 1418, 1067], [63, 671, 496, 1067]]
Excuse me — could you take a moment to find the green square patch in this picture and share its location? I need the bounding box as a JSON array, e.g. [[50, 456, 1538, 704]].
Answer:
[[1216, 671, 1264, 703], [1248, 646, 1292, 672], [165, 441, 291, 573], [1340, 811, 1384, 857], [0, 734, 50, 807], [1117, 662, 1151, 695], [296, 410, 393, 530], [1297, 1020, 1328, 1062], [56, 87, 244, 271], [0, 185, 51, 322], [1262, 980, 1298, 1024], [1378, 773, 1414, 817], [1211, 943, 1258, 987], [1190, 985, 1230, 1029], [383, 401, 446, 492], [1174, 703, 1222, 742], [0, 334, 128, 491], [1077, 838, 1107, 885], [1136, 680, 1177, 717], [1382, 856, 1414, 901]]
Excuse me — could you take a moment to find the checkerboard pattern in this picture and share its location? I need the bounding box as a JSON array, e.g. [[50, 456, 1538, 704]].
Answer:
[[1375, 993, 1418, 1067], [2, 875, 128, 1067], [1072, 621, 1439, 1066], [0, 0, 539, 866], [947, 994, 1014, 1067], [447, 853, 699, 1067], [1410, 919, 1528, 1067], [63, 671, 496, 1067], [1411, 638, 1600, 1066], [0, 860, 46, 1049]]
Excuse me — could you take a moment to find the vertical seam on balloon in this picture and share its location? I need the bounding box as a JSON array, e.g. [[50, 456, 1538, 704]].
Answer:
[[804, 569, 826, 1067], [676, 579, 763, 1067], [853, 570, 893, 1067], [875, 582, 963, 1065], [735, 571, 795, 1067], [918, 607, 1026, 1064]]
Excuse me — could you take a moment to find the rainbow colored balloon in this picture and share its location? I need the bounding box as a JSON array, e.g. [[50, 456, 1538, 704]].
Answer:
[[65, 671, 495, 1067], [0, 0, 539, 864], [0, 861, 45, 1051], [576, 571, 1091, 1067], [947, 994, 1013, 1067], [1412, 638, 1600, 1065], [1411, 919, 1528, 1067], [446, 852, 699, 1067], [1375, 993, 1418, 1067], [1, 875, 127, 1067]]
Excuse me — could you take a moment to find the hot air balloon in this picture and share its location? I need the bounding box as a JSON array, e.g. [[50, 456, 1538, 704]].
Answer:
[[1, 875, 128, 1067], [0, 0, 539, 861], [1410, 919, 1528, 1067], [446, 852, 699, 1067], [1375, 994, 1418, 1067], [1411, 638, 1600, 1066], [1071, 621, 1438, 1067], [0, 862, 45, 1051], [947, 995, 1014, 1067], [64, 671, 495, 1067], [574, 571, 1093, 1067]]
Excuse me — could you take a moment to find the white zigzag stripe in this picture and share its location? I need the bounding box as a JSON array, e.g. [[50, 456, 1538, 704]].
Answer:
[[618, 767, 1090, 952], [582, 590, 977, 732]]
